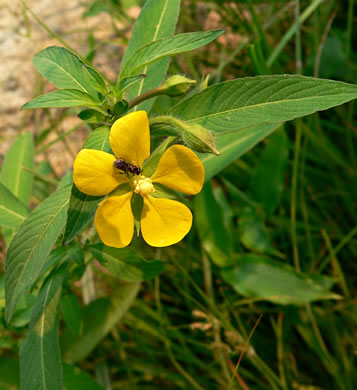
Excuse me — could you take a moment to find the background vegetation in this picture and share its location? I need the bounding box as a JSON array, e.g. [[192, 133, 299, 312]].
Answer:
[[1, 0, 356, 389]]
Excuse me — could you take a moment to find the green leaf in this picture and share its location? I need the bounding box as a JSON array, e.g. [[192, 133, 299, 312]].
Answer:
[[221, 254, 340, 305], [63, 185, 102, 245], [11, 293, 37, 328], [120, 29, 223, 80], [201, 122, 281, 181], [22, 89, 100, 109], [33, 46, 98, 97], [63, 127, 110, 245], [0, 358, 19, 389], [171, 75, 357, 134], [62, 292, 83, 337], [83, 66, 107, 95], [119, 74, 147, 93], [0, 132, 33, 251], [63, 364, 104, 390], [193, 182, 233, 267], [238, 212, 277, 255], [0, 131, 34, 204], [61, 283, 140, 363], [82, 126, 111, 150], [20, 266, 66, 390], [121, 0, 180, 112], [83, 1, 108, 18], [5, 184, 71, 323], [251, 129, 288, 214], [78, 109, 105, 123], [88, 244, 165, 281], [0, 182, 29, 228], [39, 246, 70, 277]]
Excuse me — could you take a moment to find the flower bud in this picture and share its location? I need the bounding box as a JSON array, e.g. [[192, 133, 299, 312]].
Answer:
[[182, 124, 219, 155], [160, 75, 196, 97]]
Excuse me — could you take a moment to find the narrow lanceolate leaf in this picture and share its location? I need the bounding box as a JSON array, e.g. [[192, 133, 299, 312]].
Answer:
[[62, 293, 83, 337], [251, 129, 288, 214], [63, 127, 110, 245], [33, 46, 98, 97], [63, 363, 105, 390], [89, 244, 165, 282], [5, 184, 71, 323], [201, 122, 281, 181], [0, 131, 34, 246], [121, 0, 180, 112], [222, 255, 340, 305], [0, 131, 34, 204], [120, 29, 223, 80], [0, 182, 29, 228], [119, 74, 147, 93], [171, 75, 357, 134], [20, 266, 66, 390], [22, 89, 100, 109], [194, 182, 233, 267], [82, 126, 111, 151], [62, 283, 140, 363]]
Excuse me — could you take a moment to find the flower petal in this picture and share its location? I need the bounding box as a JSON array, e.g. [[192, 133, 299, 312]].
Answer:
[[73, 149, 128, 196], [150, 145, 204, 195], [109, 111, 150, 167], [141, 195, 192, 247], [95, 192, 134, 248]]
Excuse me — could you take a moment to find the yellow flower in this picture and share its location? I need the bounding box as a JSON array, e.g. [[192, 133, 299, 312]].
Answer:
[[73, 111, 205, 248]]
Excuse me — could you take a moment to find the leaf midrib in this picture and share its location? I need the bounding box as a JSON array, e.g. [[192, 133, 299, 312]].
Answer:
[[184, 93, 357, 123], [38, 57, 88, 94], [0, 205, 26, 221], [8, 198, 69, 312], [39, 278, 54, 390], [134, 0, 168, 110]]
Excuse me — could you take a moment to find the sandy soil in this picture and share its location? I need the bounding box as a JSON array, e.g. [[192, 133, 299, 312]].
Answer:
[[0, 0, 139, 174]]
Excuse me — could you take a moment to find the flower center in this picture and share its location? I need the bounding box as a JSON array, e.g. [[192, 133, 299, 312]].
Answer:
[[132, 175, 155, 196]]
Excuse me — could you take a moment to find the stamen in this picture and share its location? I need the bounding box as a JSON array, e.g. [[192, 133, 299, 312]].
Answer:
[[132, 175, 155, 196]]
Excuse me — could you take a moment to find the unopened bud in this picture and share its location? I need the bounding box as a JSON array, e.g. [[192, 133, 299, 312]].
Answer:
[[182, 124, 219, 155], [160, 75, 196, 97]]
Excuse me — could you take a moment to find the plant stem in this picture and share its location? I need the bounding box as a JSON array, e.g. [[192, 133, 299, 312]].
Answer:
[[267, 0, 324, 66], [21, 166, 59, 186], [291, 123, 302, 272], [201, 252, 231, 383], [346, 0, 354, 60], [128, 87, 163, 109], [149, 116, 186, 132]]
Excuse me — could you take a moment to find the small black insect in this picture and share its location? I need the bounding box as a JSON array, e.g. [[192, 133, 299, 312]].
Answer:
[[114, 158, 141, 175]]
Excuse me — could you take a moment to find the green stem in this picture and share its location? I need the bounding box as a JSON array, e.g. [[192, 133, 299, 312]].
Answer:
[[21, 1, 81, 60], [317, 225, 357, 273], [346, 0, 354, 60], [149, 116, 187, 132], [321, 229, 351, 299], [21, 166, 59, 186], [154, 272, 204, 390], [201, 252, 231, 383], [267, 0, 324, 67], [291, 123, 302, 272], [36, 124, 83, 154], [295, 0, 302, 74], [128, 87, 164, 109]]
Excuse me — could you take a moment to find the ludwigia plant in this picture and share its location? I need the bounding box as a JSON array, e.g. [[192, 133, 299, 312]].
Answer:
[[2, 0, 357, 389]]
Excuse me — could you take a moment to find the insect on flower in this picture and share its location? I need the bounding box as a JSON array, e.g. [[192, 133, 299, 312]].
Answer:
[[114, 158, 141, 175], [73, 110, 205, 248]]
